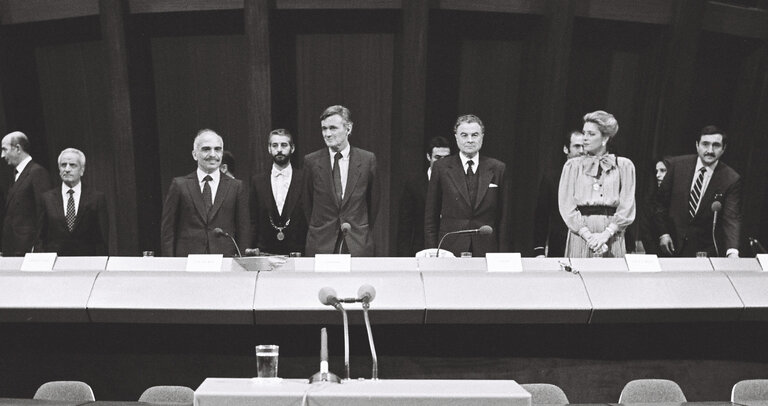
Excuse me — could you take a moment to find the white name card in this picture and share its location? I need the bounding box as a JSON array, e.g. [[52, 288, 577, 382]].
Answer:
[[486, 253, 523, 272], [314, 254, 351, 272], [186, 254, 224, 272], [757, 254, 768, 271], [625, 254, 662, 272], [21, 253, 57, 271]]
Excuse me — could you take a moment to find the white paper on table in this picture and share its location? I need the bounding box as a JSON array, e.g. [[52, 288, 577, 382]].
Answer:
[[314, 254, 351, 272], [186, 254, 224, 272], [21, 253, 58, 271], [625, 254, 662, 272], [485, 253, 523, 272], [757, 254, 768, 271]]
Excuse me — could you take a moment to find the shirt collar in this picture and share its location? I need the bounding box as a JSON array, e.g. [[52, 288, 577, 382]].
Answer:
[[329, 144, 351, 159], [197, 168, 221, 183], [16, 155, 32, 174], [61, 181, 82, 194], [695, 157, 718, 173], [271, 162, 293, 177], [459, 152, 479, 168]]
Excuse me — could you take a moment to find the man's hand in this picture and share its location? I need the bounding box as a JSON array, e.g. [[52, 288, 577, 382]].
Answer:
[[659, 234, 674, 255]]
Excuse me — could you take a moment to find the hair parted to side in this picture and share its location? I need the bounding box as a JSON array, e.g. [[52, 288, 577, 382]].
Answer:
[[563, 130, 583, 148], [454, 114, 485, 133], [427, 136, 451, 155], [583, 110, 619, 138], [58, 148, 86, 167], [699, 125, 727, 146], [320, 105, 353, 129], [268, 128, 294, 146]]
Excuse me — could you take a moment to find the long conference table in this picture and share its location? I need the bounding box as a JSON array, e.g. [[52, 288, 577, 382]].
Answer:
[[0, 255, 765, 324]]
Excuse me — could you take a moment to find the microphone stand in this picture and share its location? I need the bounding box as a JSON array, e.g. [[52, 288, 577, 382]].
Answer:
[[335, 302, 350, 380], [361, 300, 378, 380], [712, 210, 719, 257], [226, 233, 242, 258]]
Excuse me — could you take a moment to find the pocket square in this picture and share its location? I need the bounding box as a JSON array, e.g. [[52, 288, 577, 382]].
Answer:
[[489, 183, 498, 188]]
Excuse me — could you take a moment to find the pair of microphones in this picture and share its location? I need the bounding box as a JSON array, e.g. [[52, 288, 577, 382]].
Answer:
[[313, 285, 378, 382]]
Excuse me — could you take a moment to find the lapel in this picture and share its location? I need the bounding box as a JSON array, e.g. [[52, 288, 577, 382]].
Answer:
[[282, 168, 302, 219], [71, 185, 90, 232], [341, 148, 361, 209], [316, 149, 336, 206], [183, 172, 209, 222], [210, 175, 233, 220], [445, 155, 472, 207], [7, 161, 33, 205], [474, 156, 494, 210], [697, 161, 727, 220]]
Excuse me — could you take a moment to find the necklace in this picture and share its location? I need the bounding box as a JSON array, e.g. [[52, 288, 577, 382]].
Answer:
[[268, 215, 290, 241]]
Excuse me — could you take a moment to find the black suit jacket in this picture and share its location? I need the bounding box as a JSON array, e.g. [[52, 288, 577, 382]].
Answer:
[[3, 160, 51, 256], [397, 170, 428, 256], [532, 170, 567, 257], [654, 154, 742, 257], [303, 147, 379, 256], [161, 172, 251, 257], [250, 167, 308, 255], [37, 185, 109, 256], [425, 154, 510, 256]]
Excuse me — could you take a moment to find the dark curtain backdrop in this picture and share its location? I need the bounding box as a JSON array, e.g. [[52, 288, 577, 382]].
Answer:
[[0, 8, 767, 256]]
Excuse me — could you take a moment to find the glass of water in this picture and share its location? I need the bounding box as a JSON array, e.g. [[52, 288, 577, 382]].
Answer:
[[255, 345, 279, 378]]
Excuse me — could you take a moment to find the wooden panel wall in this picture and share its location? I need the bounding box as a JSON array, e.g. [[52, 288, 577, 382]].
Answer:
[[295, 33, 393, 255]]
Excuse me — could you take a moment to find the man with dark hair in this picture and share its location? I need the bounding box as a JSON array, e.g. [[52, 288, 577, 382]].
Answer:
[[304, 105, 379, 256], [161, 129, 250, 256], [654, 125, 742, 257], [425, 114, 510, 256], [38, 148, 109, 255], [1, 131, 51, 256], [220, 151, 236, 179], [532, 130, 584, 257], [397, 136, 451, 256], [250, 129, 307, 255]]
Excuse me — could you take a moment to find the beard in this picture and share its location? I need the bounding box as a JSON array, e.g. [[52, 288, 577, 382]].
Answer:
[[272, 153, 291, 165]]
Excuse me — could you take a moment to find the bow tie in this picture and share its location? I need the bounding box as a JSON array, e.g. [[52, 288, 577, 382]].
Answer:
[[582, 154, 617, 177]]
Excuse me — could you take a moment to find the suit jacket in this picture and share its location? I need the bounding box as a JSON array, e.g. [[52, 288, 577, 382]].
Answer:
[[161, 172, 251, 257], [425, 154, 510, 256], [303, 147, 379, 256], [3, 160, 51, 256], [654, 154, 742, 257], [37, 185, 109, 256], [532, 170, 567, 257], [397, 170, 428, 256], [250, 167, 308, 255]]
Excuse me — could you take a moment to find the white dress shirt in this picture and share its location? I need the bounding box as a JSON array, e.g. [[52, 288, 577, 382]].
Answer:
[[459, 152, 479, 174], [15, 156, 32, 181], [271, 163, 293, 215], [329, 144, 351, 199], [197, 168, 220, 205], [61, 182, 82, 216]]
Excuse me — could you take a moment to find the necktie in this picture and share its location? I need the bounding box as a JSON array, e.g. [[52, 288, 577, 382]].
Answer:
[[333, 152, 343, 203], [202, 175, 213, 213], [466, 159, 477, 206], [688, 167, 707, 219], [66, 189, 76, 231]]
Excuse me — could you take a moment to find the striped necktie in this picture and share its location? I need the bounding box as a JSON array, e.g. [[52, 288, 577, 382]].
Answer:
[[688, 167, 707, 219], [66, 189, 76, 231]]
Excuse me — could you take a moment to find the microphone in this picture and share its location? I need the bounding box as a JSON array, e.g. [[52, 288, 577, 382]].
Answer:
[[338, 222, 351, 254], [711, 199, 722, 257], [357, 284, 378, 380], [213, 227, 242, 257], [318, 287, 350, 380], [309, 327, 340, 383], [434, 225, 493, 256], [749, 237, 767, 254]]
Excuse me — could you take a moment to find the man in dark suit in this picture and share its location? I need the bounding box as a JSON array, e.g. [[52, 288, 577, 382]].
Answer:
[[397, 136, 451, 256], [654, 125, 742, 257], [37, 148, 108, 255], [161, 129, 250, 257], [304, 105, 379, 256], [250, 129, 307, 255], [1, 131, 51, 256], [425, 114, 510, 256], [532, 130, 584, 257]]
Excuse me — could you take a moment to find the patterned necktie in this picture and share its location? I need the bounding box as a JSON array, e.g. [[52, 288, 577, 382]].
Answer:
[[688, 167, 707, 219], [333, 152, 343, 203], [466, 159, 477, 206], [202, 175, 213, 213], [66, 189, 76, 231]]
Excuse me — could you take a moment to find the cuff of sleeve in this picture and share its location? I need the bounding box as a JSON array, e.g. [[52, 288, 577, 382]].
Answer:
[[533, 247, 545, 256], [659, 234, 671, 242], [606, 224, 618, 236], [726, 248, 739, 257], [578, 227, 591, 238]]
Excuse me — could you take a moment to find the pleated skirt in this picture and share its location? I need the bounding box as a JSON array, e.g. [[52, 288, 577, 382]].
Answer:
[[564, 214, 627, 258]]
